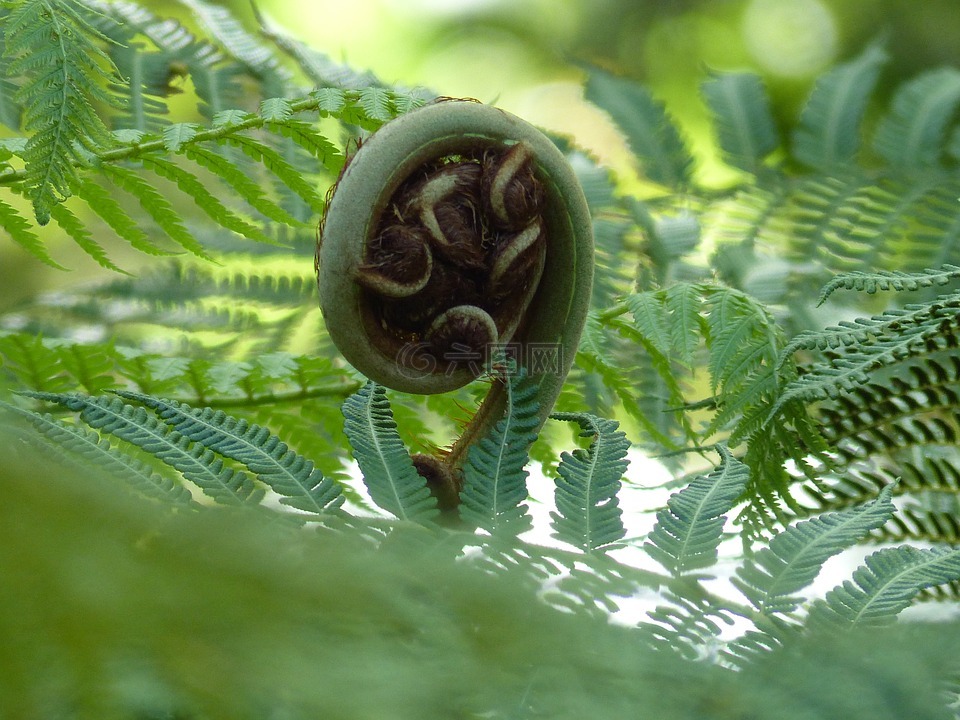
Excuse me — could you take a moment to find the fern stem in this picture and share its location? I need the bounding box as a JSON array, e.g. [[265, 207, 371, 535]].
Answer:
[[0, 92, 357, 187], [165, 382, 364, 409]]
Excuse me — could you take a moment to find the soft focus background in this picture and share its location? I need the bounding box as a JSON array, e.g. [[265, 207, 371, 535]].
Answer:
[[3, 0, 960, 305]]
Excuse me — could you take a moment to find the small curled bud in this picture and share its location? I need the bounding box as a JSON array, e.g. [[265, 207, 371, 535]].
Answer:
[[355, 224, 433, 298], [482, 141, 544, 231], [427, 305, 499, 366]]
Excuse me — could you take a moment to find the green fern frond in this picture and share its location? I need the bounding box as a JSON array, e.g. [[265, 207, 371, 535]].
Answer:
[[358, 86, 396, 122], [25, 391, 263, 505], [1, 400, 194, 505], [107, 41, 171, 132], [584, 66, 693, 188], [775, 296, 960, 412], [73, 177, 173, 256], [0, 194, 63, 267], [181, 143, 305, 227], [99, 163, 211, 258], [341, 382, 437, 522], [140, 154, 275, 244], [119, 392, 344, 516], [643, 594, 740, 659], [219, 134, 325, 212], [791, 44, 887, 170], [48, 199, 130, 272], [732, 485, 895, 615], [817, 264, 960, 304], [187, 48, 245, 120], [701, 71, 779, 174], [809, 546, 960, 628], [459, 372, 540, 534], [267, 119, 344, 175], [644, 446, 748, 578], [178, 0, 290, 93], [4, 0, 120, 223], [549, 412, 629, 553], [872, 67, 960, 171]]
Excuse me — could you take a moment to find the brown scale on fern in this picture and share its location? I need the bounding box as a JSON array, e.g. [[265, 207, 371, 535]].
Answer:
[[353, 140, 547, 374]]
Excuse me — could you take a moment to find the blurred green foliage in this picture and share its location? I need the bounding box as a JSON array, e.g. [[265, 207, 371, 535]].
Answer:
[[2, 435, 959, 719]]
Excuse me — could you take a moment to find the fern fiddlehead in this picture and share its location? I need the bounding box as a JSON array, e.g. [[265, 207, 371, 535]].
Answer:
[[317, 100, 594, 504]]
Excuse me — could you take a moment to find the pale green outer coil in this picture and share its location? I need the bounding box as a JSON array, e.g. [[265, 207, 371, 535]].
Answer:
[[318, 100, 593, 436]]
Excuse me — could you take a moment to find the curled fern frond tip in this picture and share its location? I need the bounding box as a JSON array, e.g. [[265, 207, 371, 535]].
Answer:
[[316, 100, 594, 403]]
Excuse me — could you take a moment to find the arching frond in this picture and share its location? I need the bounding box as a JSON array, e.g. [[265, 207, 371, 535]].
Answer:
[[1, 400, 194, 505], [809, 545, 960, 628], [817, 264, 960, 304], [459, 372, 540, 535], [732, 486, 895, 615], [701, 71, 779, 174], [584, 66, 693, 188], [645, 446, 748, 577], [872, 67, 960, 171], [4, 0, 120, 223], [341, 382, 437, 522], [119, 392, 344, 516], [791, 44, 887, 170], [549, 412, 629, 553], [25, 391, 263, 505]]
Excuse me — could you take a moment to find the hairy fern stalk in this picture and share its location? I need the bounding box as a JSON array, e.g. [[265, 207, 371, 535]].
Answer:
[[3, 1, 960, 716]]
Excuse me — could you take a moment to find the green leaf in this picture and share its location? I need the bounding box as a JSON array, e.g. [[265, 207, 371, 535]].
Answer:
[[792, 44, 887, 170], [183, 144, 306, 227], [162, 122, 201, 152], [809, 546, 960, 629], [0, 194, 65, 268], [259, 97, 293, 122], [460, 372, 541, 535], [1, 401, 194, 506], [549, 413, 629, 553], [221, 134, 325, 213], [584, 66, 693, 188], [702, 72, 779, 173], [48, 200, 128, 273], [100, 164, 211, 259], [140, 155, 275, 244], [358, 87, 395, 122], [119, 392, 344, 516], [644, 446, 749, 578], [872, 67, 960, 170], [74, 178, 173, 256], [26, 392, 263, 506], [732, 485, 896, 615], [341, 382, 437, 522], [5, 0, 120, 223]]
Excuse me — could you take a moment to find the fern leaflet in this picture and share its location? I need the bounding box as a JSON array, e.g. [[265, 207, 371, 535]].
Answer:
[[549, 412, 629, 553], [25, 391, 262, 505], [644, 446, 748, 578], [584, 66, 693, 188], [460, 371, 540, 535], [701, 71, 779, 173], [118, 391, 344, 516], [1, 400, 194, 505], [809, 545, 960, 629], [792, 44, 887, 170], [732, 485, 895, 615], [341, 382, 437, 522], [872, 67, 960, 171], [4, 0, 120, 223]]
